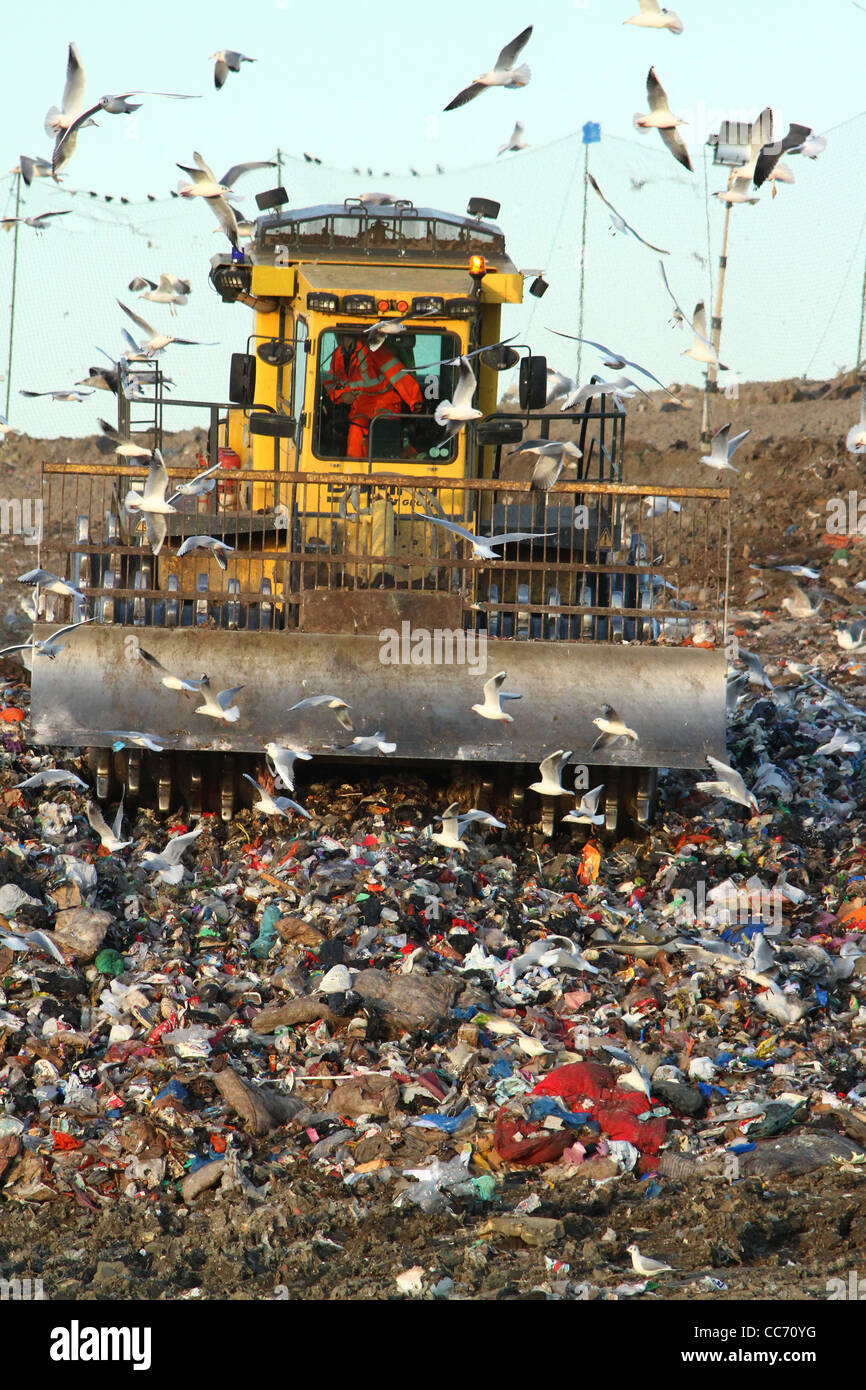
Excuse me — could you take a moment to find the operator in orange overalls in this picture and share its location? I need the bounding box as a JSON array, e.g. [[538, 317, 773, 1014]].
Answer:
[[326, 333, 423, 458]]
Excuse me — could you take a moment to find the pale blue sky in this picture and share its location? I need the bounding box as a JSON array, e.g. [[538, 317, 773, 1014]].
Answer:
[[2, 0, 865, 436]]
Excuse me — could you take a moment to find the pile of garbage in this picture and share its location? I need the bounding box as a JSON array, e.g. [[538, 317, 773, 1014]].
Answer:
[[0, 600, 865, 1299]]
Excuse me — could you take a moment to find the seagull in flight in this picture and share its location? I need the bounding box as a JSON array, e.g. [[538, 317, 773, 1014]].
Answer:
[[634, 68, 693, 172], [430, 803, 506, 851], [508, 437, 582, 491], [13, 155, 52, 186], [264, 741, 313, 792], [434, 357, 483, 438], [472, 670, 522, 722], [591, 705, 638, 749], [176, 153, 276, 198], [444, 26, 532, 110], [242, 774, 310, 820], [140, 824, 204, 884], [19, 388, 92, 402], [15, 768, 87, 790], [586, 173, 669, 254], [695, 755, 758, 813], [551, 328, 677, 397], [623, 0, 683, 34], [289, 695, 353, 732], [97, 418, 154, 459], [136, 647, 208, 696], [176, 535, 235, 570], [123, 451, 176, 554], [530, 750, 573, 796], [498, 121, 529, 156], [0, 620, 94, 662], [700, 422, 750, 473], [560, 377, 649, 411], [210, 51, 256, 90], [53, 90, 200, 176], [195, 678, 244, 723], [754, 121, 814, 188], [86, 798, 131, 853], [44, 44, 94, 167], [563, 784, 606, 826], [117, 301, 215, 355], [412, 511, 553, 559]]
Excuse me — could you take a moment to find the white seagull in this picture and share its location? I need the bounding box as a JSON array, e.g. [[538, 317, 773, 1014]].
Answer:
[[627, 1244, 673, 1277], [634, 68, 692, 172], [586, 173, 669, 254], [430, 803, 506, 852], [342, 732, 396, 755], [508, 437, 583, 491], [472, 670, 522, 722], [846, 388, 866, 455], [15, 769, 87, 791], [700, 422, 750, 473], [242, 774, 310, 820], [117, 301, 216, 355], [444, 26, 532, 111], [97, 418, 153, 459], [498, 121, 529, 156], [175, 536, 235, 571], [194, 678, 244, 723], [210, 52, 256, 90], [560, 377, 649, 411], [53, 90, 200, 176], [591, 705, 638, 749], [289, 695, 353, 732], [136, 647, 208, 697], [658, 261, 723, 368], [434, 357, 482, 438], [86, 799, 131, 852], [102, 730, 168, 751], [140, 824, 204, 884], [123, 451, 176, 555], [0, 620, 93, 662], [529, 750, 573, 796], [623, 0, 683, 34], [264, 741, 313, 792], [695, 755, 759, 813], [411, 510, 554, 559], [552, 328, 677, 396], [563, 784, 606, 826], [602, 1043, 653, 1101]]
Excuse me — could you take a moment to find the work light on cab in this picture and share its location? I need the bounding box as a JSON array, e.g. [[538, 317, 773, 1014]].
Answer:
[[306, 292, 340, 313]]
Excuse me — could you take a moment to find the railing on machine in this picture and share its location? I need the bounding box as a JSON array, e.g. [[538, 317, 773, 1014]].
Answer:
[[39, 461, 730, 648]]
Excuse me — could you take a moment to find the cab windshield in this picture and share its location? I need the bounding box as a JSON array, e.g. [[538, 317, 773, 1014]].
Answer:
[[314, 329, 462, 463]]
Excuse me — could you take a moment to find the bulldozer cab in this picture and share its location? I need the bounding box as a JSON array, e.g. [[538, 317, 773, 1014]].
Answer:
[[29, 194, 730, 833]]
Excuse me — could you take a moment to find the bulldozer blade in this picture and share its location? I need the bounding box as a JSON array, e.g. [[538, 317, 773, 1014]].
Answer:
[[30, 626, 726, 769]]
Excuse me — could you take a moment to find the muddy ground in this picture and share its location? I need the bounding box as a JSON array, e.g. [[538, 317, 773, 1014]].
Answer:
[[1, 374, 865, 1303]]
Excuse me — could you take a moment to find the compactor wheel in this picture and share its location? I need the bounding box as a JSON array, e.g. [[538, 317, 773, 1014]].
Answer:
[[603, 771, 625, 837]]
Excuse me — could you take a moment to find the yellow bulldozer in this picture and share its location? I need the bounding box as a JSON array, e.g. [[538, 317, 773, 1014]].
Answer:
[[30, 191, 729, 832]]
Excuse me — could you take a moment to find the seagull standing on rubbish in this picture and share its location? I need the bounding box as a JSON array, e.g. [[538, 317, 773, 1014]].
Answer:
[[627, 1244, 673, 1276], [472, 670, 522, 722]]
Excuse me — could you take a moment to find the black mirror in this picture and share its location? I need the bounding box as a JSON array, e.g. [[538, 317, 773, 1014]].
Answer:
[[257, 339, 295, 367], [255, 186, 289, 211], [519, 356, 548, 410], [529, 277, 549, 299], [249, 413, 296, 439], [476, 419, 524, 446], [480, 345, 520, 371], [467, 196, 501, 220], [229, 352, 256, 406]]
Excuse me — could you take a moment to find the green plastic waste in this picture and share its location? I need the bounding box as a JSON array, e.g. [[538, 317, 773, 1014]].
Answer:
[[95, 948, 125, 977]]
